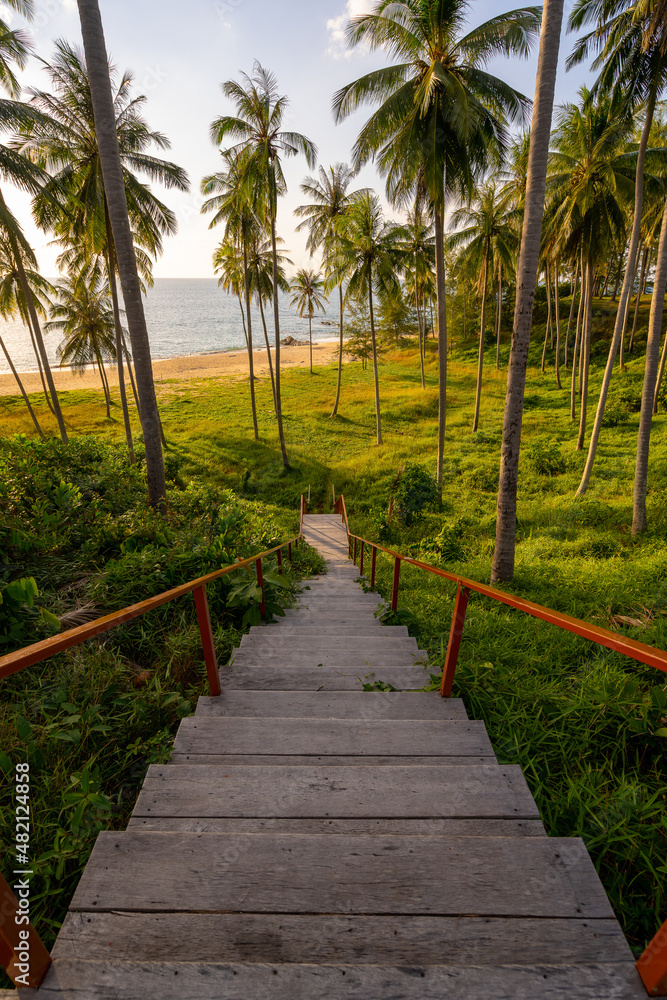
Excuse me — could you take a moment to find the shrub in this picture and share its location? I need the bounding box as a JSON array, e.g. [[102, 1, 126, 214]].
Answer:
[[527, 440, 567, 476], [391, 463, 439, 527]]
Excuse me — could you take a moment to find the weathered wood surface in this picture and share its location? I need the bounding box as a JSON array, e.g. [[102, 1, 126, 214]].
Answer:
[[170, 753, 497, 766], [70, 832, 613, 917], [53, 912, 632, 965], [194, 691, 467, 719], [31, 961, 646, 999], [126, 817, 545, 835], [132, 764, 538, 819], [173, 718, 494, 757], [261, 624, 407, 635], [229, 650, 427, 667], [218, 665, 430, 690], [240, 634, 418, 648]]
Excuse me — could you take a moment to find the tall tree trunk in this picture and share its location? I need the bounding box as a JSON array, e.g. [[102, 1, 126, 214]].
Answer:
[[77, 0, 165, 506], [25, 314, 55, 414], [610, 245, 624, 301], [554, 261, 562, 389], [541, 312, 549, 372], [122, 336, 141, 415], [576, 258, 593, 452], [633, 198, 667, 533], [95, 351, 111, 417], [495, 267, 502, 371], [8, 227, 68, 445], [257, 293, 277, 412], [0, 334, 43, 437], [620, 241, 643, 370], [472, 255, 488, 432], [654, 328, 667, 414], [564, 260, 579, 368], [308, 312, 312, 375], [434, 203, 447, 490], [492, 0, 564, 583], [242, 237, 259, 441], [576, 93, 656, 494], [269, 203, 289, 467], [331, 282, 344, 416], [629, 245, 649, 354], [238, 295, 248, 348], [415, 277, 425, 389], [368, 280, 382, 446], [104, 199, 135, 463], [570, 273, 583, 421]]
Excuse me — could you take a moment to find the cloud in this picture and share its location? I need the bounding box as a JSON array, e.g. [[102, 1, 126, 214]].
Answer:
[[326, 0, 374, 59]]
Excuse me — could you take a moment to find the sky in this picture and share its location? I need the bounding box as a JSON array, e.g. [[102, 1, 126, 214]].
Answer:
[[4, 0, 595, 279]]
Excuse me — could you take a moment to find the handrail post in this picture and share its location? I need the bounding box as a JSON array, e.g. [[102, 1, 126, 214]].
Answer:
[[256, 558, 266, 617], [277, 547, 283, 575], [0, 873, 52, 988], [637, 920, 667, 997], [193, 584, 221, 697], [288, 542, 293, 563], [348, 534, 352, 560], [391, 556, 401, 611], [353, 537, 358, 566], [440, 585, 470, 698], [332, 484, 336, 508], [371, 546, 377, 589], [359, 540, 364, 577]]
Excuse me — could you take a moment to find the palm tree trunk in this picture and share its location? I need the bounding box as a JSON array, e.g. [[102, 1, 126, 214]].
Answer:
[[415, 278, 425, 389], [77, 0, 165, 507], [122, 336, 141, 415], [564, 259, 579, 368], [492, 0, 564, 583], [495, 267, 502, 370], [308, 313, 312, 375], [576, 92, 656, 494], [0, 334, 43, 437], [540, 314, 549, 372], [576, 258, 593, 453], [633, 197, 667, 533], [95, 350, 111, 417], [434, 203, 447, 490], [8, 226, 68, 445], [570, 277, 583, 421], [257, 293, 277, 412], [242, 237, 259, 441], [269, 202, 289, 467], [654, 328, 667, 414], [629, 245, 649, 354], [331, 282, 344, 416], [620, 241, 642, 370], [26, 316, 55, 414], [104, 199, 135, 463], [611, 246, 624, 301], [554, 261, 562, 389], [238, 295, 248, 348], [368, 280, 382, 446], [472, 255, 488, 433]]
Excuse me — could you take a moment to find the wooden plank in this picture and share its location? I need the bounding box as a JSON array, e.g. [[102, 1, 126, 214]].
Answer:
[[170, 754, 497, 766], [70, 832, 614, 917], [126, 817, 545, 836], [28, 960, 647, 998], [229, 650, 427, 667], [132, 764, 539, 819], [256, 625, 408, 635], [172, 718, 494, 757], [217, 666, 433, 690], [52, 912, 632, 965], [194, 691, 468, 720], [239, 635, 418, 648]]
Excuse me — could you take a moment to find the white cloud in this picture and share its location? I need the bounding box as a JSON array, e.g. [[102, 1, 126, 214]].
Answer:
[[326, 0, 374, 59]]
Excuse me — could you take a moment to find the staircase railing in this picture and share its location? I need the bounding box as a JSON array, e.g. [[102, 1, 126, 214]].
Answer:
[[333, 492, 667, 997], [0, 530, 301, 988]]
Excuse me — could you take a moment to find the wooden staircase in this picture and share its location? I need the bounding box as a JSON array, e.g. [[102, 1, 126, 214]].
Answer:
[[27, 513, 644, 997]]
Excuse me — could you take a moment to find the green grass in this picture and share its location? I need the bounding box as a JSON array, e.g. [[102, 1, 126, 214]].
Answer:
[[1, 297, 666, 959]]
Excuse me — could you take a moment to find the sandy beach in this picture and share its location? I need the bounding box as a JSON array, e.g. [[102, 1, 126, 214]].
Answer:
[[0, 341, 352, 397]]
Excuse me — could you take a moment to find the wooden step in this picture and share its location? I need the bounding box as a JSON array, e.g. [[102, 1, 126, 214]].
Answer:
[[228, 650, 427, 667], [171, 754, 496, 766], [30, 958, 646, 999], [248, 624, 409, 636], [239, 635, 418, 649], [70, 831, 614, 917], [131, 764, 539, 820], [217, 664, 432, 690], [194, 691, 467, 719], [127, 817, 545, 836], [172, 717, 494, 758]]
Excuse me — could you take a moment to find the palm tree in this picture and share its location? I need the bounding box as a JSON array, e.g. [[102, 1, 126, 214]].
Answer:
[[249, 233, 291, 411], [289, 269, 327, 374], [401, 203, 435, 389], [332, 192, 405, 445], [295, 163, 363, 415], [75, 0, 171, 506], [333, 0, 541, 489], [492, 0, 565, 584], [0, 237, 44, 438], [211, 62, 316, 468], [449, 181, 518, 432], [569, 0, 667, 494], [18, 40, 188, 465], [48, 265, 117, 418]]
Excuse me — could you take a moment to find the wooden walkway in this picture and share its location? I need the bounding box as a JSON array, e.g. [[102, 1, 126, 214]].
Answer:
[[27, 513, 644, 997]]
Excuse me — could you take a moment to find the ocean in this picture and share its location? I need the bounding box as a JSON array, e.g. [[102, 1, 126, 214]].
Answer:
[[0, 278, 341, 375]]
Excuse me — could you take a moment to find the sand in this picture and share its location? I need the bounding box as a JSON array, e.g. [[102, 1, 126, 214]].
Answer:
[[0, 341, 352, 397]]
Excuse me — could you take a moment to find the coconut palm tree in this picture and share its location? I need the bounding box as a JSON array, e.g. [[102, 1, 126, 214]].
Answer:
[[75, 0, 170, 506], [295, 163, 364, 415], [401, 203, 435, 389], [289, 269, 327, 374], [492, 0, 565, 584], [210, 62, 316, 468], [249, 233, 291, 412], [0, 237, 45, 437], [331, 192, 406, 446], [18, 40, 188, 465], [569, 0, 667, 494], [333, 0, 541, 488], [449, 181, 518, 432]]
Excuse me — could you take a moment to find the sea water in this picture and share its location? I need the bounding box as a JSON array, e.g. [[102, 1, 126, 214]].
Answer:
[[0, 278, 341, 375]]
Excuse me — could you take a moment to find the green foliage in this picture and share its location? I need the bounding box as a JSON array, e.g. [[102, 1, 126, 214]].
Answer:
[[391, 463, 439, 526], [527, 439, 567, 476]]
